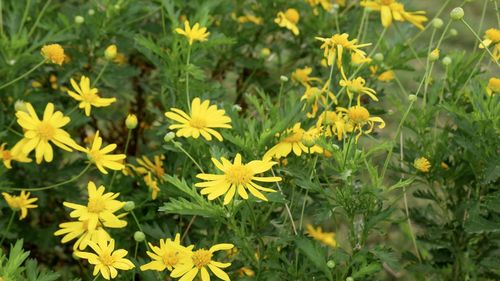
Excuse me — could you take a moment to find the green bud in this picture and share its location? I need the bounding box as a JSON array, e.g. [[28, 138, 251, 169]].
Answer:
[[280, 75, 288, 82], [164, 132, 176, 142], [260, 48, 271, 58], [450, 7, 464, 21], [327, 260, 336, 268], [104, 44, 117, 60], [88, 9, 95, 16], [449, 28, 458, 36], [123, 201, 135, 211], [346, 277, 354, 281], [442, 56, 452, 66], [125, 114, 138, 129], [74, 16, 85, 24], [432, 18, 443, 29], [134, 231, 145, 242], [408, 94, 418, 102], [373, 53, 384, 62]]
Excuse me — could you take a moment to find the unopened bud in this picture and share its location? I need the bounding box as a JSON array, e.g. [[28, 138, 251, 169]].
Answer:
[[429, 48, 440, 61], [104, 44, 117, 60], [14, 100, 28, 112], [408, 94, 418, 102], [442, 56, 452, 66], [75, 16, 85, 24], [88, 9, 95, 16], [125, 114, 138, 129], [134, 231, 145, 242], [327, 260, 336, 268], [432, 18, 443, 29], [280, 75, 288, 82], [450, 7, 464, 21], [123, 201, 135, 211], [449, 28, 458, 36], [373, 53, 384, 62], [260, 48, 271, 58], [164, 132, 176, 142]]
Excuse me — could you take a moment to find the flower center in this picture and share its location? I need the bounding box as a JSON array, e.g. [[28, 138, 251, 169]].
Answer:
[[192, 249, 212, 268], [8, 198, 24, 210], [226, 164, 253, 185], [37, 122, 55, 140], [189, 116, 207, 129], [348, 106, 370, 124], [283, 131, 303, 143], [485, 28, 500, 42], [99, 253, 114, 266], [285, 9, 299, 23], [82, 90, 98, 103], [162, 251, 180, 267], [2, 150, 12, 160], [88, 150, 102, 163], [87, 198, 106, 213]]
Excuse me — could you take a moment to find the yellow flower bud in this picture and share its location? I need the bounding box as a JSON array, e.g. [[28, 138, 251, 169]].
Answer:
[[125, 114, 138, 129], [105, 44, 118, 60]]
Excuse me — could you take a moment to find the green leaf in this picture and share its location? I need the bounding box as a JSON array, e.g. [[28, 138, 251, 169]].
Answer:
[[295, 238, 333, 280]]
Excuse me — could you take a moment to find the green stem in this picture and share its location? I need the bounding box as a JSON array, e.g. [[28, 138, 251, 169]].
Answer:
[[7, 127, 23, 137], [0, 60, 46, 90], [0, 163, 91, 191], [109, 130, 132, 191], [91, 274, 100, 281], [473, 0, 488, 54], [186, 45, 192, 113], [172, 141, 204, 173], [93, 61, 109, 86], [356, 9, 367, 41], [130, 210, 150, 250], [27, 0, 52, 37], [277, 80, 285, 110], [272, 168, 298, 235], [461, 19, 499, 66], [17, 0, 31, 34], [0, 211, 16, 246], [404, 0, 452, 46], [0, 0, 4, 37]]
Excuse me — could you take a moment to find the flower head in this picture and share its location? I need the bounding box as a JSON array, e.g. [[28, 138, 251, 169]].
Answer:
[[195, 153, 281, 205], [140, 233, 194, 272], [480, 28, 500, 62], [486, 77, 500, 96], [292, 66, 322, 87], [175, 20, 210, 45], [414, 157, 431, 173], [274, 9, 300, 36], [144, 172, 160, 200], [54, 220, 111, 250], [75, 237, 134, 280], [236, 13, 263, 25], [83, 131, 125, 174], [165, 98, 232, 141], [264, 123, 324, 160], [0, 141, 31, 169], [306, 224, 337, 248], [316, 33, 371, 69], [377, 70, 395, 82], [67, 76, 116, 116], [134, 155, 165, 180], [339, 70, 378, 103], [171, 243, 234, 281], [338, 105, 385, 142], [63, 181, 127, 231], [361, 0, 428, 30], [2, 191, 38, 220], [316, 111, 346, 141], [15, 102, 82, 164], [41, 44, 65, 65]]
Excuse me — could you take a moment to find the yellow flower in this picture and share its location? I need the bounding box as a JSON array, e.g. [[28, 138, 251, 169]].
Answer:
[[175, 20, 210, 45], [316, 111, 346, 141], [307, 0, 333, 13], [54, 220, 111, 250], [140, 233, 194, 272], [67, 76, 116, 116], [125, 114, 138, 129], [361, 0, 427, 30], [0, 141, 31, 169], [165, 98, 232, 141], [195, 153, 281, 205], [104, 44, 118, 60], [274, 9, 300, 36], [144, 172, 160, 200], [135, 155, 165, 180], [291, 66, 322, 87], [2, 191, 38, 220], [237, 267, 255, 277], [414, 157, 431, 173], [377, 70, 395, 82], [480, 28, 500, 62], [41, 44, 65, 65], [338, 105, 385, 142], [264, 123, 324, 160], [351, 52, 372, 65], [236, 14, 263, 25], [83, 130, 125, 174], [339, 70, 378, 103], [75, 237, 134, 280], [15, 102, 81, 164], [63, 181, 127, 231], [306, 224, 337, 248], [486, 77, 500, 96], [316, 33, 371, 69], [301, 82, 336, 118], [170, 243, 234, 281]]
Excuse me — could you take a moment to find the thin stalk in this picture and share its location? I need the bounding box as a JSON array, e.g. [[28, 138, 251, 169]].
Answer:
[[27, 0, 52, 37], [185, 45, 192, 112], [109, 130, 132, 191], [130, 210, 150, 250], [93, 61, 109, 86], [0, 0, 4, 36], [172, 141, 204, 173], [356, 9, 367, 41], [272, 168, 298, 235], [277, 80, 285, 110], [181, 215, 197, 241], [461, 19, 499, 66], [0, 163, 91, 191], [495, 1, 500, 28], [405, 0, 452, 46], [17, 0, 31, 34], [0, 211, 15, 245], [473, 0, 488, 53], [0, 60, 46, 90], [92, 274, 100, 281]]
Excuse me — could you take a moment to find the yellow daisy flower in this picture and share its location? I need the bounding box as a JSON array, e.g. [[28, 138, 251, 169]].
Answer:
[[236, 13, 263, 25], [2, 191, 38, 220], [377, 70, 395, 82], [339, 70, 378, 103], [54, 220, 111, 250], [274, 8, 300, 36], [144, 172, 160, 200], [67, 76, 116, 116], [480, 28, 500, 62], [315, 33, 371, 69], [15, 102, 81, 164], [360, 0, 427, 30], [63, 181, 127, 231], [306, 224, 337, 248], [135, 154, 165, 180], [170, 243, 234, 281], [175, 20, 210, 45], [338, 105, 385, 142], [316, 111, 346, 141], [0, 141, 32, 169], [75, 237, 134, 280], [486, 77, 500, 96], [414, 157, 431, 173], [140, 233, 194, 272], [41, 44, 65, 65], [301, 82, 336, 118], [307, 0, 333, 12], [83, 130, 126, 174], [291, 66, 322, 87], [351, 52, 373, 65], [195, 153, 281, 205], [165, 97, 232, 141], [264, 123, 324, 160]]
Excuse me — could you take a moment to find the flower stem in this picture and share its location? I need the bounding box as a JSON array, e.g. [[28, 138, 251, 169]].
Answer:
[[272, 168, 298, 235], [0, 60, 46, 90], [186, 45, 192, 113], [0, 211, 16, 246], [27, 0, 52, 37], [93, 61, 109, 86], [130, 210, 150, 250], [109, 129, 132, 191], [461, 19, 499, 66], [0, 163, 91, 192], [172, 141, 204, 173]]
